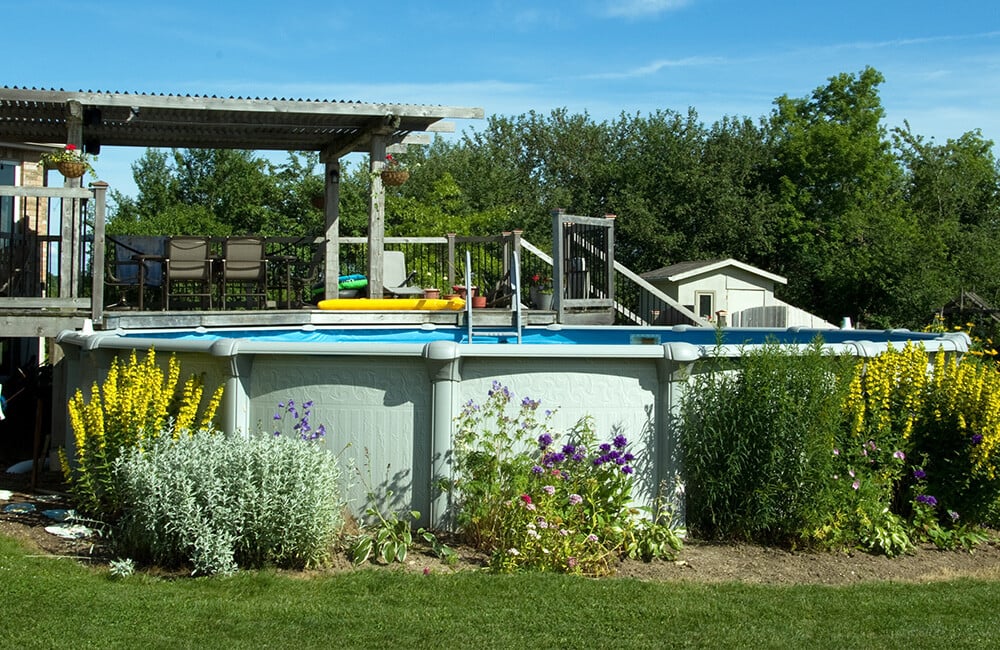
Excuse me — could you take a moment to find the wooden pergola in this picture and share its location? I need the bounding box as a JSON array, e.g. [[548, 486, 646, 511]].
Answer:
[[0, 86, 484, 298]]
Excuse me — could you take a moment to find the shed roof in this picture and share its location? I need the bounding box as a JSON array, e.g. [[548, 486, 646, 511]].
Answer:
[[642, 258, 787, 285], [0, 86, 483, 157]]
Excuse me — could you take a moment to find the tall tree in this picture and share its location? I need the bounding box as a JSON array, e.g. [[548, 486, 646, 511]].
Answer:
[[766, 67, 914, 326]]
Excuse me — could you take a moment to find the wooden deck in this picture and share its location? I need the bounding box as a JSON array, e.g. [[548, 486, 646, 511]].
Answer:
[[100, 306, 557, 333]]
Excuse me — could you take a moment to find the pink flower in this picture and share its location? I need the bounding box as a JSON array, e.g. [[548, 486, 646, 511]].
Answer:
[[893, 450, 905, 460], [542, 485, 556, 496], [852, 480, 860, 490], [520, 494, 532, 505]]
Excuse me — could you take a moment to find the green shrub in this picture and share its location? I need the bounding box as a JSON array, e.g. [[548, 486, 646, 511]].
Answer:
[[112, 430, 345, 575], [679, 340, 855, 544]]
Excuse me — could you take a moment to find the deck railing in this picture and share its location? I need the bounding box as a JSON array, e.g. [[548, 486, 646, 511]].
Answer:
[[0, 181, 706, 331], [0, 183, 105, 323]]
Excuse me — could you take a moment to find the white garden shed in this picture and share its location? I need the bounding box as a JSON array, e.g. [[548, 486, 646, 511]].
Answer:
[[641, 258, 835, 328]]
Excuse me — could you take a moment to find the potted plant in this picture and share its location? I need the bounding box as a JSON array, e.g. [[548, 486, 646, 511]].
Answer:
[[40, 144, 95, 179], [380, 154, 409, 186], [423, 271, 447, 299], [530, 273, 553, 310]]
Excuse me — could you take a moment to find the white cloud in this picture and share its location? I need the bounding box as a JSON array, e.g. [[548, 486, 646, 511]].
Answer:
[[585, 56, 724, 79], [605, 0, 691, 18]]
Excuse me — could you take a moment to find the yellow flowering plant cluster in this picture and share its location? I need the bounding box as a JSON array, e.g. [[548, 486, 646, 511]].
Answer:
[[60, 349, 224, 517], [832, 341, 1000, 547]]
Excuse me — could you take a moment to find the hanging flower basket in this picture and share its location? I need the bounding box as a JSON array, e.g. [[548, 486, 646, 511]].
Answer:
[[41, 144, 95, 179], [381, 170, 410, 186], [56, 161, 88, 178]]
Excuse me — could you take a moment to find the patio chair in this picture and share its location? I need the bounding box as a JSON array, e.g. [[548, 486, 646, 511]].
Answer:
[[105, 235, 165, 310], [382, 250, 424, 298], [221, 236, 268, 309], [164, 236, 214, 310]]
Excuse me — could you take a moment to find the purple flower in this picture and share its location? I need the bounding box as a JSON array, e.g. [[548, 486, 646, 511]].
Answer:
[[599, 443, 612, 453], [948, 510, 960, 522], [568, 493, 583, 506], [916, 494, 938, 507], [562, 444, 576, 455], [972, 434, 984, 445], [622, 465, 634, 474], [538, 433, 553, 449], [531, 465, 544, 475], [613, 434, 628, 449], [892, 450, 905, 460], [913, 469, 927, 480], [623, 452, 635, 462], [572, 452, 585, 462], [542, 485, 556, 496]]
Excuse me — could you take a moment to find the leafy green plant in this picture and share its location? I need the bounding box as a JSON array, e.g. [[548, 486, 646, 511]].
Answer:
[[349, 498, 418, 565], [679, 340, 855, 544]]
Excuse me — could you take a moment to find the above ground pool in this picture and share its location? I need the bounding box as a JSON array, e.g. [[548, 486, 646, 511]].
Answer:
[[56, 324, 969, 529], [119, 323, 950, 347]]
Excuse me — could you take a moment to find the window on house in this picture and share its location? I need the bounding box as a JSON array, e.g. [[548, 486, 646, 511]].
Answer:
[[696, 292, 714, 319], [0, 160, 13, 234]]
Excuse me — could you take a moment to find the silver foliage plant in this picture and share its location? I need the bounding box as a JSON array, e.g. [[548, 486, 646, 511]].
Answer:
[[112, 429, 345, 575]]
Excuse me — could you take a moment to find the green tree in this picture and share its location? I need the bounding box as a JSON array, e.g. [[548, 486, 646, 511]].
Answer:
[[766, 67, 917, 326]]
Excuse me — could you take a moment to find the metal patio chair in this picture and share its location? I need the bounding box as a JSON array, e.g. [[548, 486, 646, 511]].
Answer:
[[221, 236, 268, 309], [164, 236, 214, 310]]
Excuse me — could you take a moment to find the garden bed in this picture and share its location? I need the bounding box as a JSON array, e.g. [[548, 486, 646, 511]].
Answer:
[[3, 473, 999, 585]]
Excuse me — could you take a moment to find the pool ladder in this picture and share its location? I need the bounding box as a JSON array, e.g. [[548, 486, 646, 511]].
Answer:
[[465, 249, 523, 344]]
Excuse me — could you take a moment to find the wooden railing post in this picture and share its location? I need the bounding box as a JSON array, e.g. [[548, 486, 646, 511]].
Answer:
[[91, 182, 108, 323]]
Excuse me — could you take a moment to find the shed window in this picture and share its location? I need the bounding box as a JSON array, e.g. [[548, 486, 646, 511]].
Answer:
[[696, 292, 714, 319]]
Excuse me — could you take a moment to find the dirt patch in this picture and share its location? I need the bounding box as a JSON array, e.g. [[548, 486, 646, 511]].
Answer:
[[4, 472, 1000, 583]]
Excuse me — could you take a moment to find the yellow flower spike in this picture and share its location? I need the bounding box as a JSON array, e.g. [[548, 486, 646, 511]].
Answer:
[[62, 347, 224, 516], [199, 384, 225, 430]]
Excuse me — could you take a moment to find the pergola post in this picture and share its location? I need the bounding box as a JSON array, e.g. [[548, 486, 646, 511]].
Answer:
[[367, 134, 387, 298], [60, 100, 84, 301], [321, 155, 341, 300]]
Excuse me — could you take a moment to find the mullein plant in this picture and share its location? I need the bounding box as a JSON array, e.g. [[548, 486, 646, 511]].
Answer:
[[61, 349, 224, 517]]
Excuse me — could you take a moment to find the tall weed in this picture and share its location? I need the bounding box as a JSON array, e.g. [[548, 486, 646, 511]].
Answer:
[[679, 340, 855, 543]]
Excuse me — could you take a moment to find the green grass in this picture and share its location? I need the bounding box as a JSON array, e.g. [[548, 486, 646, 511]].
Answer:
[[2, 535, 998, 649]]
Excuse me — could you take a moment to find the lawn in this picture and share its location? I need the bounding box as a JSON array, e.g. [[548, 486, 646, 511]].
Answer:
[[1, 535, 998, 649]]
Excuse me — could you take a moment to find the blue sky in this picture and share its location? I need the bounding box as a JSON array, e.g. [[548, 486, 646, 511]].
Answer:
[[6, 0, 999, 198]]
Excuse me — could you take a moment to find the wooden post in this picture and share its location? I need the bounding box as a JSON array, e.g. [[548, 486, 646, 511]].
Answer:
[[367, 135, 387, 298], [91, 181, 108, 323], [321, 156, 341, 300], [60, 101, 84, 301]]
